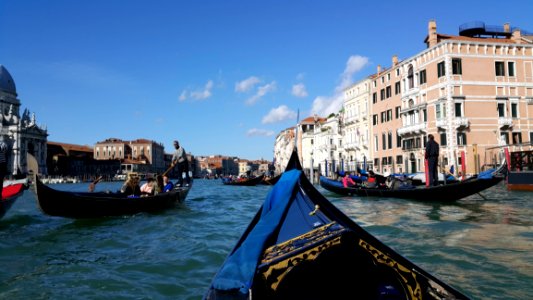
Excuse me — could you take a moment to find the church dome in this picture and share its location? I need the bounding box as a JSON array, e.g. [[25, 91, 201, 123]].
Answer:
[[0, 65, 17, 96]]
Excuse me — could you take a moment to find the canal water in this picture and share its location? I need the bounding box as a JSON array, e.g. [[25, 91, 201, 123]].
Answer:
[[0, 179, 531, 299]]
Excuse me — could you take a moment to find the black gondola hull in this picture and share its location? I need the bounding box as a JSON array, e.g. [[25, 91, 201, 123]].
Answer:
[[205, 150, 471, 299], [33, 175, 192, 218], [320, 176, 503, 201]]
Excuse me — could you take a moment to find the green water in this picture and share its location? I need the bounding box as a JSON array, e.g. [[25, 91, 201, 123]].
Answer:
[[0, 180, 531, 299]]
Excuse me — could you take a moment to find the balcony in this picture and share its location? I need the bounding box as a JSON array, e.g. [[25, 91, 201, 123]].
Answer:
[[343, 142, 360, 151], [453, 117, 469, 129], [436, 119, 447, 128], [397, 123, 427, 136], [498, 117, 513, 129], [318, 144, 337, 151]]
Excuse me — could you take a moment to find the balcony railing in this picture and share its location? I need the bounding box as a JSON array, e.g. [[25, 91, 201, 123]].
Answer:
[[498, 117, 513, 128], [343, 142, 359, 150], [397, 123, 427, 135], [454, 117, 469, 128], [436, 119, 447, 128]]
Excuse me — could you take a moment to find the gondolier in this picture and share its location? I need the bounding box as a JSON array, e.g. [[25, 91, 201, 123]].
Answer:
[[171, 140, 191, 187], [425, 134, 439, 187]]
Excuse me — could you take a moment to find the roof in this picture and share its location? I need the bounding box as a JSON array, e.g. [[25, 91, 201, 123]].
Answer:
[[424, 33, 519, 45], [48, 141, 93, 153], [0, 65, 17, 95]]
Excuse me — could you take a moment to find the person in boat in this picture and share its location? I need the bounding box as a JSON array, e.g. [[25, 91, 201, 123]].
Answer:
[[140, 177, 155, 196], [342, 172, 356, 188], [120, 173, 141, 197], [0, 135, 9, 198], [163, 175, 174, 192], [425, 134, 440, 186], [88, 176, 103, 192], [171, 140, 191, 187], [155, 175, 164, 194], [364, 170, 377, 188]]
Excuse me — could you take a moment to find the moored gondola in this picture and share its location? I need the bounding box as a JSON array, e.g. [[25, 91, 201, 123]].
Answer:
[[205, 149, 470, 299], [320, 168, 504, 202]]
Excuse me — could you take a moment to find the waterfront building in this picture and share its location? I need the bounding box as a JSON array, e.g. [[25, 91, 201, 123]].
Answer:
[[94, 138, 166, 174], [0, 65, 48, 175], [393, 20, 533, 175], [343, 78, 372, 172], [273, 127, 295, 174], [278, 20, 533, 179]]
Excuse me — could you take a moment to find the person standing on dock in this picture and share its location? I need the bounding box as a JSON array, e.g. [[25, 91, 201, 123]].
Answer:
[[425, 134, 440, 187], [171, 140, 191, 187]]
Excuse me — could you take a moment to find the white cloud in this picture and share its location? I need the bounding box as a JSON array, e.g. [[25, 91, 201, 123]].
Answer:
[[296, 72, 306, 81], [311, 94, 344, 117], [190, 80, 214, 100], [262, 105, 297, 124], [338, 55, 369, 92], [235, 76, 260, 93], [246, 81, 276, 105], [311, 55, 369, 116], [178, 90, 187, 101], [292, 83, 308, 98], [246, 128, 275, 137]]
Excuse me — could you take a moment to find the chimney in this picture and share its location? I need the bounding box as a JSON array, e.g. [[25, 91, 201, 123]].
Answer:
[[428, 20, 437, 48], [504, 23, 511, 33], [392, 55, 398, 66], [377, 65, 381, 75], [512, 28, 522, 44]]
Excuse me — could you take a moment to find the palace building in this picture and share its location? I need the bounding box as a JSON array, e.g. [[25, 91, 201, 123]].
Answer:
[[0, 65, 48, 176]]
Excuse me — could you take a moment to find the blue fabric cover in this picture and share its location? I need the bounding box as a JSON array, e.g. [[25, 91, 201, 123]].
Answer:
[[478, 168, 495, 179], [212, 169, 302, 293]]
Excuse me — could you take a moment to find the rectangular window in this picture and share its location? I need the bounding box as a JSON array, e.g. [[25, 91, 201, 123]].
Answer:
[[386, 86, 391, 98], [436, 104, 441, 119], [419, 69, 427, 84], [457, 132, 467, 145], [388, 132, 392, 149], [423, 109, 427, 122], [530, 132, 533, 143], [373, 114, 378, 125], [440, 133, 447, 146], [452, 58, 462, 75], [374, 135, 378, 151], [495, 61, 505, 76], [500, 132, 509, 144], [382, 133, 386, 150], [387, 109, 392, 122], [395, 82, 401, 95], [396, 155, 403, 164], [396, 132, 402, 148], [381, 112, 386, 123], [395, 106, 400, 119], [511, 103, 518, 118], [512, 132, 522, 144], [380, 89, 385, 100], [372, 92, 377, 104], [437, 61, 446, 77], [455, 103, 462, 117], [497, 103, 505, 117], [508, 61, 515, 77]]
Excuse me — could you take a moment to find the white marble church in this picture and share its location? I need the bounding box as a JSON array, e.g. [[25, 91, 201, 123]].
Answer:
[[0, 65, 48, 176]]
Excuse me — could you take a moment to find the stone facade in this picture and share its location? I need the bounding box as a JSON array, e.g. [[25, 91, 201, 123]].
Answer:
[[0, 65, 48, 176]]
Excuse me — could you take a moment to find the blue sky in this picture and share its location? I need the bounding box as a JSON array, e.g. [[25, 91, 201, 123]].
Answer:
[[1, 0, 532, 160]]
